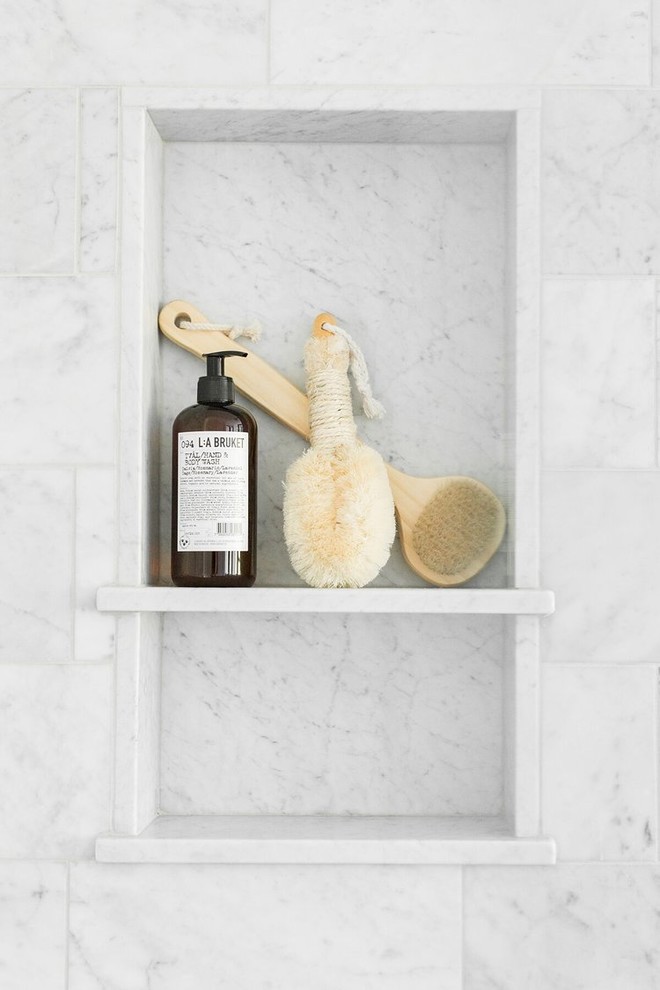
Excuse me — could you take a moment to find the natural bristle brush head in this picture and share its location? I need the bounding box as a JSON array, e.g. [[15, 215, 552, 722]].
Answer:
[[385, 468, 506, 587], [411, 478, 505, 580]]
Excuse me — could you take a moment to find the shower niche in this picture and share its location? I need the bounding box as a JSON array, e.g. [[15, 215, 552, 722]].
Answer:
[[96, 87, 554, 864]]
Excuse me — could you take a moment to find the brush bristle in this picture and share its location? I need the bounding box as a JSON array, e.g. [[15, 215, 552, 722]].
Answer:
[[412, 480, 504, 578], [283, 444, 395, 588]]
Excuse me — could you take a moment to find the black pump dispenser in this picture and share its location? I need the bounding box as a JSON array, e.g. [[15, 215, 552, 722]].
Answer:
[[197, 350, 247, 405]]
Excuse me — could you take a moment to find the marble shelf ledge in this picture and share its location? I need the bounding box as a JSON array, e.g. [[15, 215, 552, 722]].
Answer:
[[96, 815, 557, 865], [96, 586, 555, 615]]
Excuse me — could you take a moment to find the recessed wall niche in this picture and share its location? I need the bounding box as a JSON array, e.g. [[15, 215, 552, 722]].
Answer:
[[96, 89, 554, 865]]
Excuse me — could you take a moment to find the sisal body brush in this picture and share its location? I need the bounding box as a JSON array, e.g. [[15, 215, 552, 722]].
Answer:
[[283, 314, 395, 588], [159, 300, 506, 587]]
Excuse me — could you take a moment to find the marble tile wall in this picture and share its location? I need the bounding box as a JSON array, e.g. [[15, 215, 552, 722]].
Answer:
[[1, 0, 659, 986], [160, 613, 504, 816]]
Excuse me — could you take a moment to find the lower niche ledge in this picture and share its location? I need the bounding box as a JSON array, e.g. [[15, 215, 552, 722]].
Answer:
[[96, 815, 556, 865]]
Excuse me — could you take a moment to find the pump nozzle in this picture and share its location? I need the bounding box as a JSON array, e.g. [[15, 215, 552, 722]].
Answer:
[[203, 350, 248, 376], [198, 350, 248, 405]]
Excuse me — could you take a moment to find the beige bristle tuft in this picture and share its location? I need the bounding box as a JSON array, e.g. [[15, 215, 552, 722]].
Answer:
[[412, 480, 503, 577], [283, 443, 395, 589]]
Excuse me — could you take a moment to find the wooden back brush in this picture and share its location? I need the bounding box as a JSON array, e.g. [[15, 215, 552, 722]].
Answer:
[[159, 301, 506, 587]]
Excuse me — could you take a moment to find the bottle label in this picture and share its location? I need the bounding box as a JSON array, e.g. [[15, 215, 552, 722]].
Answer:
[[177, 431, 249, 552]]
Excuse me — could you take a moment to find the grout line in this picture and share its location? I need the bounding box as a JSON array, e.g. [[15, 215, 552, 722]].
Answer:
[[109, 615, 119, 834], [460, 866, 465, 990], [0, 272, 80, 279], [266, 0, 273, 84], [70, 470, 78, 664], [541, 858, 660, 866], [114, 88, 124, 589], [541, 661, 660, 668], [654, 664, 659, 862], [0, 462, 115, 470], [73, 88, 83, 276], [0, 660, 114, 668], [542, 466, 660, 474], [64, 861, 70, 990], [112, 88, 121, 275], [537, 623, 545, 837], [3, 82, 651, 92], [0, 272, 114, 279], [544, 272, 660, 281], [543, 464, 660, 471], [655, 279, 659, 469], [539, 93, 546, 282], [650, 0, 655, 88]]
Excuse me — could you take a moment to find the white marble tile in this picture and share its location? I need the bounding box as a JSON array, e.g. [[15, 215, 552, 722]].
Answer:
[[162, 140, 508, 586], [0, 863, 67, 990], [655, 0, 660, 84], [0, 276, 116, 464], [543, 90, 660, 276], [0, 666, 112, 858], [79, 89, 118, 273], [0, 90, 76, 273], [542, 471, 660, 663], [271, 0, 649, 85], [69, 863, 461, 990], [160, 613, 503, 816], [464, 865, 660, 989], [542, 666, 657, 861], [0, 469, 73, 663], [74, 468, 116, 662], [0, 2, 267, 86], [117, 109, 163, 585], [542, 279, 656, 468]]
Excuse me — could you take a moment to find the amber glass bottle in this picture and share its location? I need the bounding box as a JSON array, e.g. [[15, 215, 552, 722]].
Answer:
[[171, 350, 257, 587]]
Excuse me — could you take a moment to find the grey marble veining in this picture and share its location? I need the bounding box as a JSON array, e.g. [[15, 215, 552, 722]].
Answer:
[[542, 666, 657, 861], [464, 865, 660, 989], [0, 276, 117, 465], [542, 279, 656, 469], [543, 89, 660, 275], [160, 612, 503, 816], [74, 467, 116, 662], [541, 471, 660, 664], [270, 0, 650, 86], [0, 0, 268, 86], [69, 862, 461, 989], [0, 90, 76, 273], [151, 108, 513, 143], [79, 89, 118, 273], [0, 863, 67, 990], [161, 139, 508, 587], [0, 666, 112, 858], [0, 469, 72, 663]]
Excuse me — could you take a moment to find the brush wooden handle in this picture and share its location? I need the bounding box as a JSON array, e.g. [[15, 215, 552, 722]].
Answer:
[[312, 312, 336, 339], [159, 300, 310, 440]]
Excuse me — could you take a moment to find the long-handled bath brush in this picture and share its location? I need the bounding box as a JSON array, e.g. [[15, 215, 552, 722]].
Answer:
[[159, 300, 506, 587], [283, 314, 395, 588]]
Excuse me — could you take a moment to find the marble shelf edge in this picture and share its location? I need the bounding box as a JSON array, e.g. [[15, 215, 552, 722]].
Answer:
[[97, 585, 555, 615], [95, 815, 557, 866]]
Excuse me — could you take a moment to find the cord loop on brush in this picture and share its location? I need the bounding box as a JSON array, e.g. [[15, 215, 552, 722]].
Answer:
[[179, 319, 262, 342], [320, 322, 386, 419]]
